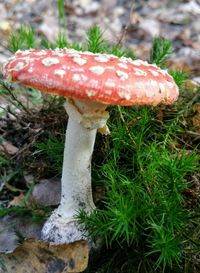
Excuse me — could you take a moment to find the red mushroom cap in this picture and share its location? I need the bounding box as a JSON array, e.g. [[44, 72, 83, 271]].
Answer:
[[3, 48, 179, 106]]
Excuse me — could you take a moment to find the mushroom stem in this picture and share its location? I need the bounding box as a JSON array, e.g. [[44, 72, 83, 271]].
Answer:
[[41, 99, 108, 244], [60, 115, 96, 216]]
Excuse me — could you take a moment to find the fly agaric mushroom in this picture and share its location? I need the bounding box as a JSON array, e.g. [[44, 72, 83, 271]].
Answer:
[[3, 48, 179, 244]]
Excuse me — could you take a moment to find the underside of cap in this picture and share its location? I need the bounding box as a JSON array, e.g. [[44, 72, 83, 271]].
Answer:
[[3, 48, 179, 106]]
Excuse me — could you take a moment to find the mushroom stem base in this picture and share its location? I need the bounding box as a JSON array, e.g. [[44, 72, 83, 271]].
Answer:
[[41, 211, 87, 244]]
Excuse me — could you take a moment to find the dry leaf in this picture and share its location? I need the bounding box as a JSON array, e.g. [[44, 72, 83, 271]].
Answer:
[[0, 140, 19, 155], [192, 77, 200, 86], [0, 239, 89, 273], [179, 0, 200, 15], [138, 18, 160, 37], [38, 11, 59, 43], [185, 79, 199, 91], [169, 47, 200, 73], [8, 193, 25, 207]]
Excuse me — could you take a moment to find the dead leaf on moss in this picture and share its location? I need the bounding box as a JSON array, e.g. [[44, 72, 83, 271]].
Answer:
[[0, 239, 89, 273]]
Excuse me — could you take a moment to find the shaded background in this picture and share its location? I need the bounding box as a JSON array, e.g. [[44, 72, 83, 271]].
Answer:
[[0, 0, 200, 77]]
